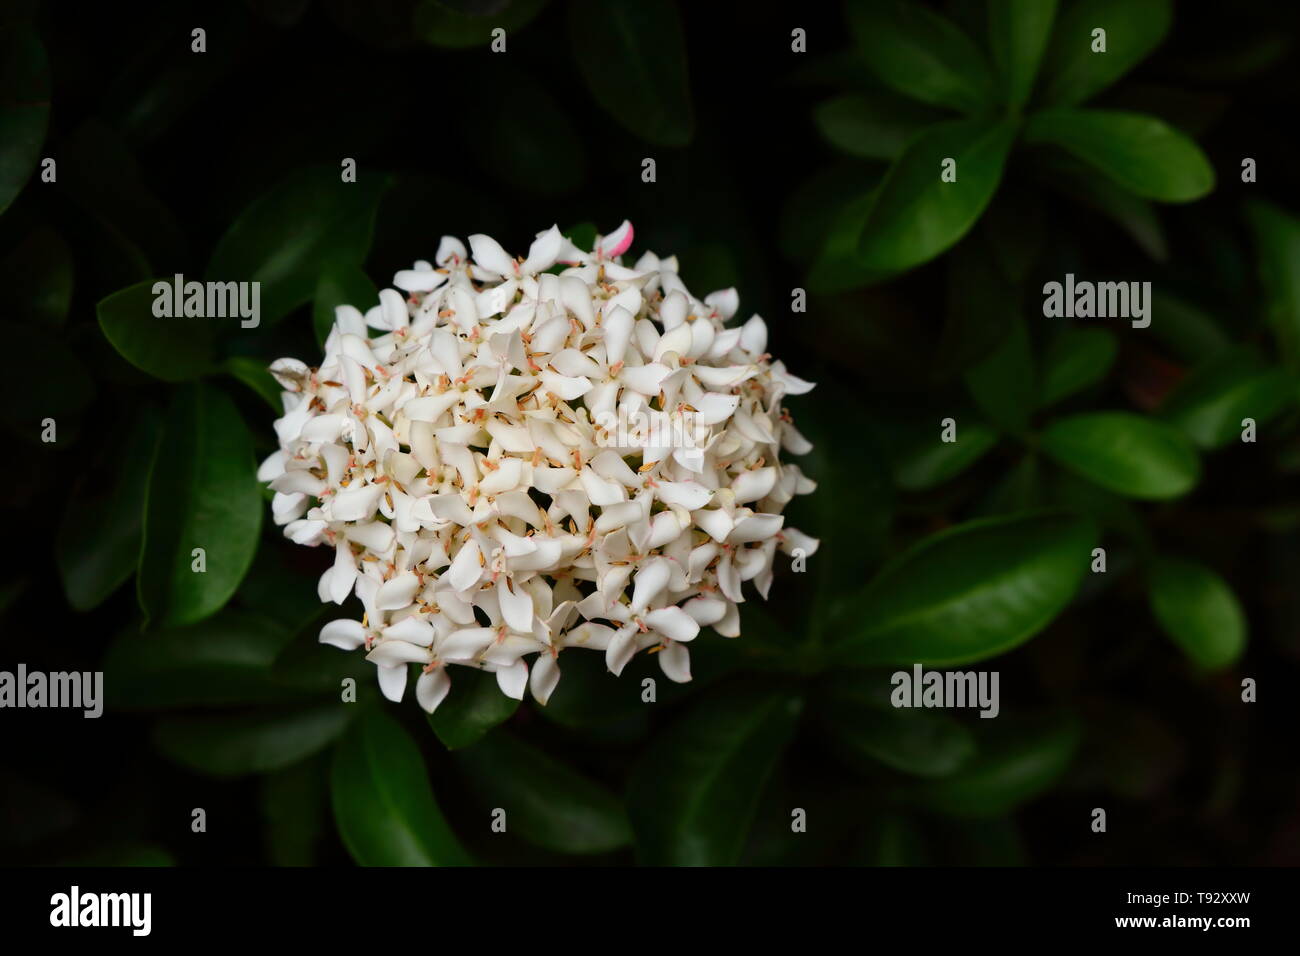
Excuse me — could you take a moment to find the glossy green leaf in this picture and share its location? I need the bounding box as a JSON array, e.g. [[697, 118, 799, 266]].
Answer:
[[846, 0, 996, 113], [1160, 349, 1292, 449], [913, 713, 1081, 818], [1040, 411, 1200, 499], [153, 701, 353, 778], [137, 383, 262, 628], [1244, 199, 1300, 369], [831, 512, 1097, 666], [56, 409, 160, 611], [965, 317, 1035, 433], [97, 279, 216, 381], [426, 667, 519, 750], [567, 0, 693, 147], [1038, 0, 1172, 107], [103, 608, 295, 710], [813, 92, 945, 161], [626, 685, 802, 865], [0, 26, 49, 215], [331, 707, 472, 866], [1039, 327, 1117, 406], [818, 674, 976, 777], [891, 420, 1000, 491], [207, 167, 389, 326], [854, 118, 1016, 272], [1149, 555, 1247, 671], [313, 260, 378, 348], [223, 356, 281, 410], [456, 730, 631, 854], [987, 0, 1058, 107], [1025, 109, 1213, 202]]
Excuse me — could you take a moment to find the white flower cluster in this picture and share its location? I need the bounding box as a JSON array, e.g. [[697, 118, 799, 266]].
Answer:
[[259, 221, 818, 713]]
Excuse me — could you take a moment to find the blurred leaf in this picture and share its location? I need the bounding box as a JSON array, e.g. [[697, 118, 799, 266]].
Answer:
[[331, 707, 472, 866], [456, 730, 631, 854], [97, 279, 217, 381], [427, 667, 519, 750], [0, 26, 48, 216], [223, 355, 281, 410], [137, 383, 262, 628], [1025, 109, 1214, 202], [533, 649, 649, 742], [853, 811, 931, 865], [56, 409, 160, 611], [1148, 555, 1247, 671], [854, 118, 1017, 272], [103, 608, 295, 710], [912, 713, 1081, 817], [415, 0, 546, 47], [154, 701, 353, 778], [782, 163, 883, 266], [1043, 155, 1168, 260], [813, 92, 945, 161], [313, 260, 379, 348], [975, 452, 1043, 515], [831, 512, 1097, 666], [818, 674, 976, 777], [626, 684, 802, 865], [1037, 0, 1172, 107], [965, 316, 1035, 433], [890, 419, 1000, 490], [567, 0, 693, 148], [207, 167, 390, 327], [987, 0, 1058, 108], [260, 755, 330, 866], [846, 0, 995, 113], [1160, 348, 1292, 449], [1147, 290, 1230, 363], [483, 73, 585, 195], [0, 323, 95, 443], [0, 225, 72, 325], [1039, 327, 1117, 406], [934, 233, 1019, 378], [1244, 199, 1300, 370], [1040, 411, 1200, 499]]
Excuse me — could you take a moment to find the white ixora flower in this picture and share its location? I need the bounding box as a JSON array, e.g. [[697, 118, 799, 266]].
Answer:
[[260, 221, 819, 713]]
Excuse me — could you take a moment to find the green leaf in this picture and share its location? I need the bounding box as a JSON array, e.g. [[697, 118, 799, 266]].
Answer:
[[1025, 109, 1213, 202], [818, 674, 976, 777], [56, 409, 160, 611], [456, 730, 631, 854], [1160, 349, 1292, 449], [912, 713, 1081, 817], [1040, 411, 1200, 499], [137, 383, 262, 628], [813, 92, 945, 161], [830, 512, 1097, 666], [0, 26, 49, 215], [0, 225, 72, 325], [1037, 0, 1172, 107], [1244, 199, 1300, 370], [853, 812, 931, 865], [846, 0, 996, 113], [987, 0, 1058, 108], [1147, 290, 1230, 363], [626, 684, 802, 865], [96, 279, 216, 381], [426, 667, 519, 750], [223, 356, 281, 410], [207, 167, 389, 327], [1039, 327, 1117, 406], [965, 317, 1035, 433], [853, 118, 1016, 272], [1042, 154, 1168, 260], [890, 420, 1000, 491], [103, 608, 295, 710], [312, 260, 379, 348], [1148, 556, 1247, 671], [331, 707, 472, 866], [153, 701, 353, 778], [260, 755, 330, 866], [567, 0, 693, 147], [415, 0, 547, 47]]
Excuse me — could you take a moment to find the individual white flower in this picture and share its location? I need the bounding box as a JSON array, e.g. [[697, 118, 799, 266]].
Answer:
[[262, 221, 818, 714]]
